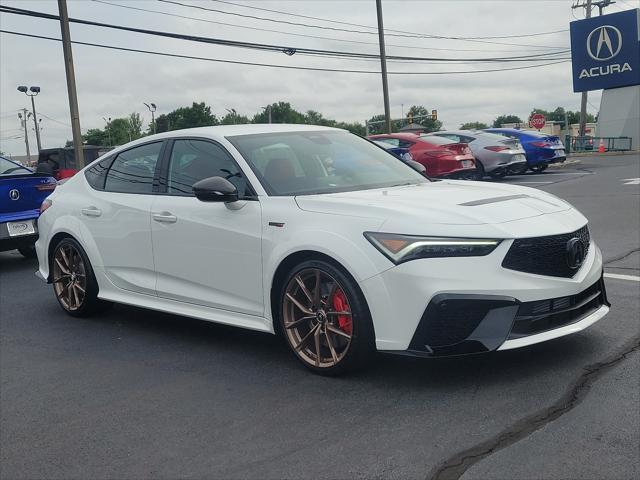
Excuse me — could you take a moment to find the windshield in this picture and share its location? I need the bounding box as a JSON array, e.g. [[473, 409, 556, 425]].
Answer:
[[0, 157, 32, 176], [227, 130, 427, 196]]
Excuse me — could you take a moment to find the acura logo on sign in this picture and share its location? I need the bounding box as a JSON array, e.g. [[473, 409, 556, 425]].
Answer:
[[566, 238, 586, 270], [587, 25, 622, 61], [9, 189, 20, 201]]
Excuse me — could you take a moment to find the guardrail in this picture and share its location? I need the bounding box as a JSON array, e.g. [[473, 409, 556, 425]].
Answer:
[[565, 135, 633, 153]]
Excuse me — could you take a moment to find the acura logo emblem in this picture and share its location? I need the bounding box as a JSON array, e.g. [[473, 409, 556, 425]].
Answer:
[[9, 189, 20, 201], [566, 238, 586, 270], [587, 25, 622, 61]]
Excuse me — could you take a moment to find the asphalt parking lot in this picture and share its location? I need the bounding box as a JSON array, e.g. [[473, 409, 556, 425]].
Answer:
[[1, 153, 638, 480]]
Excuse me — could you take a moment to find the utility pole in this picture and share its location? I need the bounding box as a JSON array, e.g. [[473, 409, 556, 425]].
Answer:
[[58, 0, 84, 168], [262, 105, 272, 123], [18, 110, 31, 163], [29, 94, 42, 152], [375, 0, 392, 134], [572, 0, 615, 137]]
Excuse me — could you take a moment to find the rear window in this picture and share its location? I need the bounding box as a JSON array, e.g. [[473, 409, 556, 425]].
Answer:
[[419, 136, 455, 145], [0, 157, 31, 175]]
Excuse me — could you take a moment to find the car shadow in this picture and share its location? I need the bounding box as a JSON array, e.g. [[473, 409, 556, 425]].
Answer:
[[88, 300, 604, 391]]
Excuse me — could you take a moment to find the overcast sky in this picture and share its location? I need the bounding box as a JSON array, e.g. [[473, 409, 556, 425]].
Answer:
[[1, 0, 638, 156]]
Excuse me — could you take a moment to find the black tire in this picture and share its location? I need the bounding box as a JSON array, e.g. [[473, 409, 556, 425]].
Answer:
[[18, 245, 37, 258], [277, 259, 375, 376], [529, 164, 548, 173], [488, 168, 507, 179], [474, 161, 485, 180], [50, 237, 113, 317]]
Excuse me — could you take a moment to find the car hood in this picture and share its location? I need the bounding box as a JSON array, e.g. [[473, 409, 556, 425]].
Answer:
[[295, 180, 573, 226]]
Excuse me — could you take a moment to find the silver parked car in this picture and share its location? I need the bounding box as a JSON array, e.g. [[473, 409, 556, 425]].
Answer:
[[423, 130, 527, 179]]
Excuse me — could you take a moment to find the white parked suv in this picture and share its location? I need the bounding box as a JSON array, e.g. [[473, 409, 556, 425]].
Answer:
[[35, 125, 609, 375]]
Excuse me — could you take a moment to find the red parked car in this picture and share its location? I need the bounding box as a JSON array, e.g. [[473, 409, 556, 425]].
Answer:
[[368, 133, 477, 179]]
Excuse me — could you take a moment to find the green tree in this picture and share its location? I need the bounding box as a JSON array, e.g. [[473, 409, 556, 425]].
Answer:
[[220, 109, 250, 125], [84, 128, 108, 146], [530, 107, 594, 127], [127, 112, 144, 140], [154, 102, 219, 133], [460, 121, 488, 130], [252, 102, 306, 124], [406, 105, 442, 132], [492, 115, 523, 128]]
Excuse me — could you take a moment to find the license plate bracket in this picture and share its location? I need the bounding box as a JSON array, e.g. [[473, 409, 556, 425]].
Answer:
[[6, 220, 36, 237]]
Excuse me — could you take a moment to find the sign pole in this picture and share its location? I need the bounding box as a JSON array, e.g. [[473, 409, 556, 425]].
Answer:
[[578, 0, 593, 138]]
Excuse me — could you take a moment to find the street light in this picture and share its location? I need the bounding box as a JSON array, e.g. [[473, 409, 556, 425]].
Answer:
[[144, 102, 157, 134], [103, 117, 112, 146], [225, 108, 237, 124], [17, 85, 42, 152]]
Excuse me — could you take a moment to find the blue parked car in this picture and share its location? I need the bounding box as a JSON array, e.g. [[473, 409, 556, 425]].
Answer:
[[484, 128, 566, 173], [0, 156, 56, 257]]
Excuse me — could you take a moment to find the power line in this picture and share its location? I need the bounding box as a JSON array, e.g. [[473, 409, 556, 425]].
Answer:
[[0, 6, 570, 63], [92, 0, 560, 54], [210, 0, 569, 40], [159, 0, 567, 49], [0, 29, 570, 75]]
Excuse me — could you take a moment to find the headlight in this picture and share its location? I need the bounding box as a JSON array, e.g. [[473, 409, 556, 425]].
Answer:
[[364, 232, 502, 264]]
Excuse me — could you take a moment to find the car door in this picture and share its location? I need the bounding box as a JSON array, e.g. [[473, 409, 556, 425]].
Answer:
[[150, 137, 263, 316], [80, 141, 164, 295]]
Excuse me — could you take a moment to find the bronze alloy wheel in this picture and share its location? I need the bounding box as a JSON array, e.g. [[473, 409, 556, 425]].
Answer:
[[282, 268, 354, 369], [52, 242, 87, 312]]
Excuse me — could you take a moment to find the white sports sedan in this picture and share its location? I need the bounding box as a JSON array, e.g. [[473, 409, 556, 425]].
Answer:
[[35, 125, 609, 375]]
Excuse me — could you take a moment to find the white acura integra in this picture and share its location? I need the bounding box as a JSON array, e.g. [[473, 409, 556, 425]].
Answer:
[[36, 125, 609, 374]]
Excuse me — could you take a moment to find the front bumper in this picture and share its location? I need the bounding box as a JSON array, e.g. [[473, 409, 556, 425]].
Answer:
[[396, 276, 609, 357], [360, 237, 606, 352]]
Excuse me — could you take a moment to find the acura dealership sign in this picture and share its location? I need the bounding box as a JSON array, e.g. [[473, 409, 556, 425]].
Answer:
[[570, 9, 640, 92]]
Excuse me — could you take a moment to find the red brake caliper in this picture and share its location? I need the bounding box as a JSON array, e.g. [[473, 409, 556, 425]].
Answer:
[[332, 289, 352, 335]]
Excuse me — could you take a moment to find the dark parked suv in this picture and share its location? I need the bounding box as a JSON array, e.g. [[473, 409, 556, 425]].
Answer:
[[38, 145, 111, 180]]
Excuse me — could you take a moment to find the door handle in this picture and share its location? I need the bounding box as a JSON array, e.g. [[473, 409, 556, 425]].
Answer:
[[81, 206, 102, 217], [152, 212, 177, 224]]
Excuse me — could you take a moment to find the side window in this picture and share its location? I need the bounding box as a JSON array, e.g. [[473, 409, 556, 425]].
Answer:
[[167, 139, 251, 197], [377, 138, 400, 147], [398, 140, 414, 148], [440, 134, 460, 142], [104, 142, 162, 194], [459, 135, 475, 143], [84, 156, 114, 190]]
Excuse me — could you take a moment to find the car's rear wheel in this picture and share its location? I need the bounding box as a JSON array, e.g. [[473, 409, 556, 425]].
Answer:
[[279, 260, 374, 375], [474, 161, 485, 180], [51, 238, 112, 317], [530, 164, 548, 173], [488, 168, 507, 179]]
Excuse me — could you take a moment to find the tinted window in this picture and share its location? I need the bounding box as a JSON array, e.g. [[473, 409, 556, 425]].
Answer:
[[418, 135, 455, 146], [104, 142, 162, 194], [376, 138, 399, 147], [166, 139, 251, 197], [228, 130, 427, 196], [0, 157, 31, 175], [84, 156, 114, 190]]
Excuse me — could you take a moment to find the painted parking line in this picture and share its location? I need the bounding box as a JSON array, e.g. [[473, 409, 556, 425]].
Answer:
[[604, 273, 640, 282]]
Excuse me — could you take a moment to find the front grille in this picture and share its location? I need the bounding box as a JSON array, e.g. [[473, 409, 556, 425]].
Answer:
[[509, 278, 607, 338], [502, 225, 590, 278]]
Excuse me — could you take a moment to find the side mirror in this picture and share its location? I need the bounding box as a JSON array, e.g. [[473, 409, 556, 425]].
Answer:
[[406, 160, 427, 175], [193, 176, 238, 203]]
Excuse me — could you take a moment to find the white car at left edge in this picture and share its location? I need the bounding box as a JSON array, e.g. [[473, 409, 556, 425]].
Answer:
[[35, 124, 609, 375]]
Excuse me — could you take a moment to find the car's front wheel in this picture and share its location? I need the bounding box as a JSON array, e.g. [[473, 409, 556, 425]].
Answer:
[[51, 237, 112, 317], [279, 260, 375, 375]]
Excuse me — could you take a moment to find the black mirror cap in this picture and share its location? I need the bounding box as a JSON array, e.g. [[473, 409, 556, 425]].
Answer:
[[406, 159, 427, 175], [193, 176, 238, 202]]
